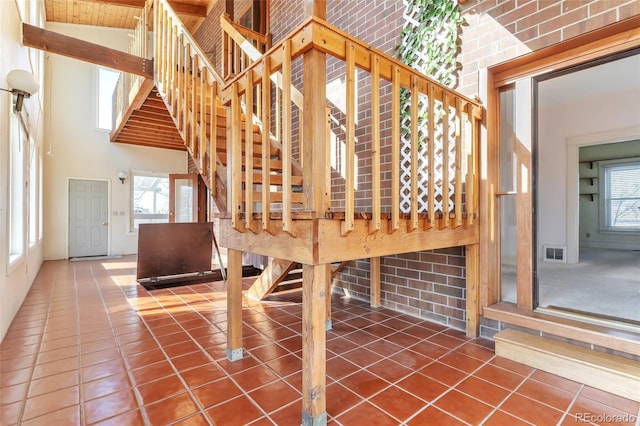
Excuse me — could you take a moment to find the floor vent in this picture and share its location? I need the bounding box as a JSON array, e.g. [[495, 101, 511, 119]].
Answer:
[[543, 245, 566, 263]]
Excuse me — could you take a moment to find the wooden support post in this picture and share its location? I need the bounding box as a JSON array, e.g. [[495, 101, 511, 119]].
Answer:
[[370, 257, 381, 308], [302, 264, 328, 426], [465, 244, 480, 338], [326, 270, 332, 331], [227, 248, 244, 361]]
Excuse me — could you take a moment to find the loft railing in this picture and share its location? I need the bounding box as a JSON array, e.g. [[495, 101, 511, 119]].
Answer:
[[112, 0, 151, 131], [221, 14, 270, 80], [222, 17, 482, 236], [154, 0, 225, 192]]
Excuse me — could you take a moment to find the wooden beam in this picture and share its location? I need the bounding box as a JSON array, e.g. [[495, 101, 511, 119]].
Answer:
[[84, 0, 206, 17], [302, 263, 328, 426], [22, 23, 153, 78], [226, 248, 243, 361], [246, 259, 297, 300], [370, 257, 381, 308], [303, 0, 326, 19], [465, 244, 479, 337]]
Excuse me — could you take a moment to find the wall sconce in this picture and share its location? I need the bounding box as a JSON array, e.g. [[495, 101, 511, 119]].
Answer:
[[118, 170, 128, 184], [1, 69, 40, 112]]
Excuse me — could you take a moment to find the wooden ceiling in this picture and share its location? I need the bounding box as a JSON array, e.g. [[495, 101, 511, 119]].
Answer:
[[44, 0, 216, 32]]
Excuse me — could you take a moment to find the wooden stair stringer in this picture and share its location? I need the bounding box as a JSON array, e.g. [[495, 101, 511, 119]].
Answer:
[[246, 258, 298, 301]]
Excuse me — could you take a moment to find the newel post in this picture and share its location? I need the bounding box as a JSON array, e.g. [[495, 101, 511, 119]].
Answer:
[[301, 4, 329, 426]]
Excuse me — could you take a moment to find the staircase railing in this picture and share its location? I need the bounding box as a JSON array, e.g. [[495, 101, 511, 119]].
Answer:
[[112, 0, 152, 131], [222, 17, 482, 236], [154, 0, 225, 196], [221, 14, 270, 80]]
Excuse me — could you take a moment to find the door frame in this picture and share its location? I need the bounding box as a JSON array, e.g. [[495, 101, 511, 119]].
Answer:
[[168, 173, 199, 223], [480, 16, 640, 312], [66, 177, 111, 258]]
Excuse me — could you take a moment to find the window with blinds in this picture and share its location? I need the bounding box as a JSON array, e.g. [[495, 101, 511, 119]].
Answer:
[[601, 159, 640, 231]]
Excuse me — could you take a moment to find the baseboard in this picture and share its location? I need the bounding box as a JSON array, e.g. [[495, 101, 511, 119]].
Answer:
[[494, 328, 640, 402]]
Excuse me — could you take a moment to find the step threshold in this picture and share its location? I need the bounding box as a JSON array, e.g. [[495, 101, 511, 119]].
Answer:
[[494, 328, 640, 402]]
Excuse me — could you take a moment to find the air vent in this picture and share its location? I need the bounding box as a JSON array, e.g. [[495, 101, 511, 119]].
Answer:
[[543, 245, 566, 263]]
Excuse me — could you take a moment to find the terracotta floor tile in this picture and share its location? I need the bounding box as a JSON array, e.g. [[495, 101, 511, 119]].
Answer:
[[265, 354, 302, 377], [172, 413, 210, 426], [367, 358, 413, 383], [135, 374, 186, 405], [180, 362, 226, 388], [402, 324, 439, 339], [474, 363, 526, 390], [326, 382, 364, 417], [454, 376, 511, 406], [529, 369, 582, 394], [427, 333, 465, 349], [517, 377, 577, 411], [2, 354, 36, 372], [434, 389, 493, 425], [217, 354, 260, 374], [397, 372, 450, 402], [38, 336, 80, 353], [419, 361, 468, 387], [143, 392, 200, 425], [250, 343, 290, 363], [343, 330, 379, 346], [1, 382, 29, 405], [1, 366, 33, 387], [22, 385, 80, 421], [31, 356, 79, 380], [455, 341, 495, 362], [0, 401, 21, 425], [83, 372, 131, 401], [35, 346, 78, 365], [569, 395, 636, 419], [170, 351, 212, 372], [129, 360, 175, 385], [369, 385, 426, 422], [341, 346, 384, 368], [90, 409, 144, 426], [388, 348, 433, 371], [578, 385, 640, 414], [119, 338, 159, 357], [27, 370, 79, 398], [248, 379, 300, 413], [124, 349, 167, 370], [483, 409, 532, 425], [407, 405, 468, 425], [337, 401, 397, 426], [163, 340, 201, 358], [232, 364, 279, 391], [489, 356, 534, 376], [20, 405, 81, 426], [80, 337, 117, 354], [83, 388, 138, 424], [339, 370, 388, 399], [82, 359, 126, 382], [269, 400, 304, 425], [191, 377, 242, 409], [205, 395, 263, 425], [408, 340, 450, 359], [501, 393, 564, 425], [326, 356, 360, 381]]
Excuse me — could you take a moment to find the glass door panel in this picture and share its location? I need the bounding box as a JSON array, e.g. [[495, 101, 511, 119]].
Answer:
[[169, 174, 198, 223]]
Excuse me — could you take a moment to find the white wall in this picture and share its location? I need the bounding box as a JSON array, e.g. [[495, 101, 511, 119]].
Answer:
[[538, 71, 640, 260], [1, 0, 45, 341], [43, 22, 187, 260]]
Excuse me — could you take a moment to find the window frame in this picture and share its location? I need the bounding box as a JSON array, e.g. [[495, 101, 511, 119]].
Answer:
[[96, 67, 120, 131], [130, 171, 171, 232], [598, 157, 640, 233], [8, 111, 28, 268]]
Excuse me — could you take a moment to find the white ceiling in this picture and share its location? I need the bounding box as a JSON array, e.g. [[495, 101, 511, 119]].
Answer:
[[538, 53, 640, 108]]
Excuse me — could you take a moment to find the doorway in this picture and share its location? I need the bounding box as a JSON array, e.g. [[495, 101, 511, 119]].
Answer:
[[534, 53, 640, 324], [68, 179, 109, 258]]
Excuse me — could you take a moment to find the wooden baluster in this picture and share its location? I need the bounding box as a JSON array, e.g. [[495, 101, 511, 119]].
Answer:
[[231, 82, 243, 232], [342, 42, 356, 236], [262, 57, 273, 233], [210, 81, 217, 195], [223, 32, 229, 78], [441, 92, 450, 229], [427, 83, 435, 230], [409, 74, 419, 232], [183, 44, 190, 146], [175, 34, 183, 131], [166, 23, 174, 108], [282, 40, 294, 236], [153, 2, 159, 85], [454, 98, 463, 229], [245, 71, 255, 231], [369, 55, 381, 234], [199, 65, 207, 174], [390, 64, 400, 232], [467, 107, 480, 226], [191, 53, 197, 155]]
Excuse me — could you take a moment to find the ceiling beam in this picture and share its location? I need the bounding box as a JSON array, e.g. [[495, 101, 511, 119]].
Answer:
[[84, 0, 207, 17], [22, 23, 153, 78]]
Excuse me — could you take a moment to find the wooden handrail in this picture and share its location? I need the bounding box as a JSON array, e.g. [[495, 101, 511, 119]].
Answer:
[[222, 16, 481, 235]]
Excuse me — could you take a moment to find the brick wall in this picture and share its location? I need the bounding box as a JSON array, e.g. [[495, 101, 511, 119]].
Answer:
[[192, 0, 640, 334]]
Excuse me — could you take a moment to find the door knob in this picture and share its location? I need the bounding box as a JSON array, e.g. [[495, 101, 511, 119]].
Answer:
[[102, 222, 108, 226]]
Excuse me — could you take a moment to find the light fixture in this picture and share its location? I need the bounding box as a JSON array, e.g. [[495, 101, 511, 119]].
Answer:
[[118, 170, 128, 184], [1, 69, 40, 112]]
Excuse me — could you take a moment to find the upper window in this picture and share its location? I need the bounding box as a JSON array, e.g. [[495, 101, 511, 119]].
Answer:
[[600, 159, 640, 232], [131, 172, 170, 231], [9, 113, 27, 265], [97, 68, 120, 130]]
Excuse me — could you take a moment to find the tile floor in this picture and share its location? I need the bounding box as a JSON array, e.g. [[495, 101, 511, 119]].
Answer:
[[1, 257, 639, 425]]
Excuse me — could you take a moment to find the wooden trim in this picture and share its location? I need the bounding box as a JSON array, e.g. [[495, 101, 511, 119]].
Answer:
[[409, 75, 419, 232], [390, 64, 400, 232], [427, 83, 436, 230], [261, 57, 273, 233], [342, 42, 356, 236], [465, 244, 479, 337], [369, 55, 381, 234], [484, 303, 640, 357], [281, 40, 294, 236]]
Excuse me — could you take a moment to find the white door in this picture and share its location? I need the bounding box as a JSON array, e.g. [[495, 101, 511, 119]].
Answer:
[[69, 179, 108, 257]]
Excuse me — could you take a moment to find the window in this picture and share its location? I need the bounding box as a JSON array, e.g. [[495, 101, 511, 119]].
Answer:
[[29, 142, 38, 247], [600, 158, 640, 232], [97, 68, 120, 130], [9, 113, 27, 264], [131, 173, 170, 231]]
